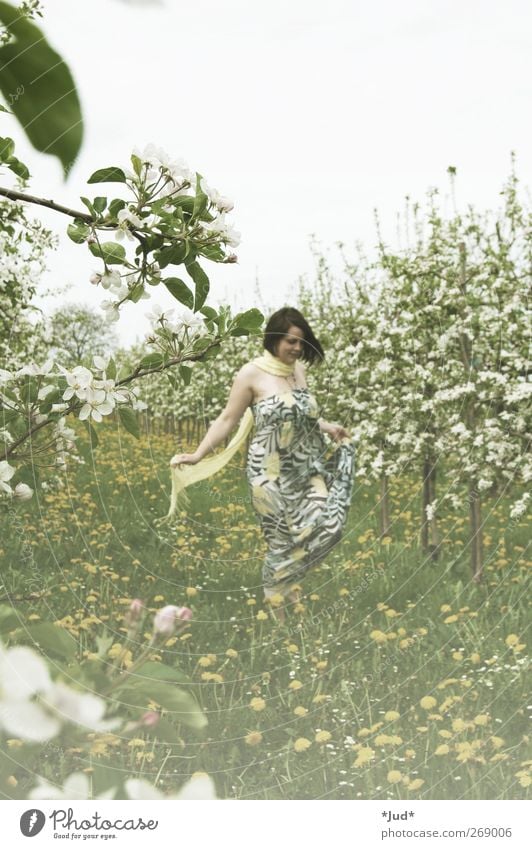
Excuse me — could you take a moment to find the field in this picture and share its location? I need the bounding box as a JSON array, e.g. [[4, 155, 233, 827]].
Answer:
[[1, 421, 530, 800]]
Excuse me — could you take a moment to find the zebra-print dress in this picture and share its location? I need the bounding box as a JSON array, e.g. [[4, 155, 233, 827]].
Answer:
[[246, 388, 356, 596]]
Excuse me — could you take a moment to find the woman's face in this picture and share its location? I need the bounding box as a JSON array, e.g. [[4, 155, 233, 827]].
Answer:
[[273, 324, 305, 364]]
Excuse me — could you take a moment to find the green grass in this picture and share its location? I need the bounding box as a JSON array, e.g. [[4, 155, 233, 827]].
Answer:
[[0, 420, 530, 799]]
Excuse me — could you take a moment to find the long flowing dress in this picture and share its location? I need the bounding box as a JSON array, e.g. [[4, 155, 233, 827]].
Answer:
[[246, 388, 356, 597]]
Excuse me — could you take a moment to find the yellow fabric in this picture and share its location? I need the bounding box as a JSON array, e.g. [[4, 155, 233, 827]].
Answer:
[[163, 349, 295, 520]]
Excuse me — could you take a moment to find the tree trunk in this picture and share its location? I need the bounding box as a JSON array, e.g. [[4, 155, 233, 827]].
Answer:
[[469, 484, 483, 582], [378, 474, 391, 539]]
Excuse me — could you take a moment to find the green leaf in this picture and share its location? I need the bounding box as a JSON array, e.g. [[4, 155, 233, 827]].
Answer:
[[0, 604, 23, 635], [114, 681, 207, 731], [0, 3, 83, 175], [192, 172, 208, 218], [24, 623, 78, 659], [234, 308, 264, 331], [93, 196, 107, 214], [20, 377, 38, 405], [179, 365, 192, 385], [186, 261, 210, 312], [6, 154, 29, 180], [67, 220, 90, 244], [134, 662, 190, 685], [164, 277, 194, 310], [82, 418, 99, 448], [199, 306, 217, 320], [139, 353, 164, 369], [88, 167, 127, 184], [0, 136, 14, 160], [118, 406, 140, 439], [89, 241, 126, 265], [157, 242, 188, 269], [106, 358, 117, 380], [203, 343, 221, 361], [108, 198, 126, 219]]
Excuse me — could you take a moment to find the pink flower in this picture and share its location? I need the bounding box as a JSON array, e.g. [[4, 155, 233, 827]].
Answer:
[[141, 711, 160, 728], [153, 605, 192, 637]]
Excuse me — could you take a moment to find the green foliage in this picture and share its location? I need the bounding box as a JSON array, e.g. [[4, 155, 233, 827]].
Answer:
[[0, 1, 83, 174]]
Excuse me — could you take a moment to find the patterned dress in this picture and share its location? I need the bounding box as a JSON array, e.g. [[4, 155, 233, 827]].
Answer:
[[246, 388, 356, 597]]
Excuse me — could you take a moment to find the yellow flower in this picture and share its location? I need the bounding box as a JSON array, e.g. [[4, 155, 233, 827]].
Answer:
[[384, 711, 400, 722], [505, 633, 519, 647], [312, 694, 330, 704], [440, 604, 452, 613], [198, 656, 213, 667], [438, 730, 453, 739], [315, 660, 328, 670], [310, 593, 320, 601], [474, 714, 489, 727], [246, 598, 257, 606], [339, 587, 350, 597], [256, 610, 269, 621], [153, 595, 164, 602], [444, 614, 459, 624], [517, 774, 531, 788], [435, 744, 450, 756], [268, 593, 285, 607], [287, 644, 299, 654], [420, 696, 437, 710], [407, 779, 424, 791], [315, 730, 332, 744], [289, 680, 303, 691], [452, 718, 466, 733], [470, 652, 481, 664], [490, 736, 505, 749], [353, 746, 374, 767], [245, 731, 263, 746], [370, 629, 388, 644], [387, 770, 403, 784], [226, 648, 238, 658], [294, 706, 308, 717], [452, 651, 463, 661], [127, 738, 146, 748], [293, 737, 312, 753], [250, 697, 266, 712], [384, 609, 398, 618]]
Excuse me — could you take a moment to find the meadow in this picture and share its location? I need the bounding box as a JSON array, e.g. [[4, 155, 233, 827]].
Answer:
[[1, 420, 530, 800]]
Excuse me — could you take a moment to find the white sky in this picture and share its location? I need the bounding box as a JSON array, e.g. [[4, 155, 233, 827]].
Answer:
[[11, 0, 532, 346]]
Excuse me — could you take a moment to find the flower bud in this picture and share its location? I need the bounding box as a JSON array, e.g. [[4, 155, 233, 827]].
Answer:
[[141, 711, 160, 728], [153, 605, 192, 637], [90, 272, 102, 285], [223, 253, 238, 264], [125, 598, 144, 627], [13, 482, 33, 501]]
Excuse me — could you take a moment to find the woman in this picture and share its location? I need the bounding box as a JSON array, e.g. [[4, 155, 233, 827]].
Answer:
[[169, 307, 356, 619]]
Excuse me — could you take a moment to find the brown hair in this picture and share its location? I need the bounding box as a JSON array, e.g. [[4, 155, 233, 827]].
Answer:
[[263, 307, 324, 366]]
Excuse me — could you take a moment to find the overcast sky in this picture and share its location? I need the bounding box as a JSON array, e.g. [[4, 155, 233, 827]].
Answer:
[[12, 0, 532, 347]]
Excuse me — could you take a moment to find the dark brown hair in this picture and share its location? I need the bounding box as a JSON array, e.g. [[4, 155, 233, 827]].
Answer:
[[263, 307, 325, 366]]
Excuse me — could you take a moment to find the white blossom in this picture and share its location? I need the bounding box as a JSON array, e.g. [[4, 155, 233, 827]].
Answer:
[[0, 460, 15, 494]]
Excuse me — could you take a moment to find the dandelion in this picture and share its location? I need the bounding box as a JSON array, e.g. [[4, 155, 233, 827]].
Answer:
[[444, 615, 459, 624], [504, 634, 519, 647], [420, 696, 437, 710], [407, 779, 424, 791], [370, 629, 388, 644], [452, 651, 463, 661], [289, 680, 303, 691], [435, 744, 450, 756], [245, 731, 263, 746], [186, 587, 198, 598], [440, 604, 452, 613], [225, 649, 238, 659], [249, 697, 266, 712], [293, 737, 312, 753], [387, 770, 402, 784], [315, 730, 332, 744], [474, 714, 489, 727], [452, 718, 466, 733], [384, 711, 400, 722], [256, 610, 268, 621], [470, 652, 481, 664], [198, 656, 213, 668], [294, 706, 308, 717], [353, 747, 375, 767]]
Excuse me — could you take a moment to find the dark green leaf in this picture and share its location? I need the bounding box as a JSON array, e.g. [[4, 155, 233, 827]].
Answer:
[[0, 3, 83, 175], [164, 277, 194, 310], [118, 406, 140, 439], [0, 136, 14, 160], [88, 167, 126, 184], [234, 308, 264, 331], [108, 198, 126, 219], [6, 154, 29, 180], [186, 261, 210, 312], [114, 681, 207, 731], [199, 306, 217, 320], [157, 242, 188, 269]]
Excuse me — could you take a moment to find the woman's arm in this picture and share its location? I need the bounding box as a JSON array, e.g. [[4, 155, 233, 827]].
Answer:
[[173, 366, 254, 465]]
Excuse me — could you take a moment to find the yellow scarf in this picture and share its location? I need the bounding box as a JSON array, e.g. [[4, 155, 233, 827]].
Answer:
[[163, 349, 295, 520]]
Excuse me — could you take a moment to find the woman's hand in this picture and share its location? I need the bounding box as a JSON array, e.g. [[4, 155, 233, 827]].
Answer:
[[322, 422, 350, 442], [170, 452, 201, 469]]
